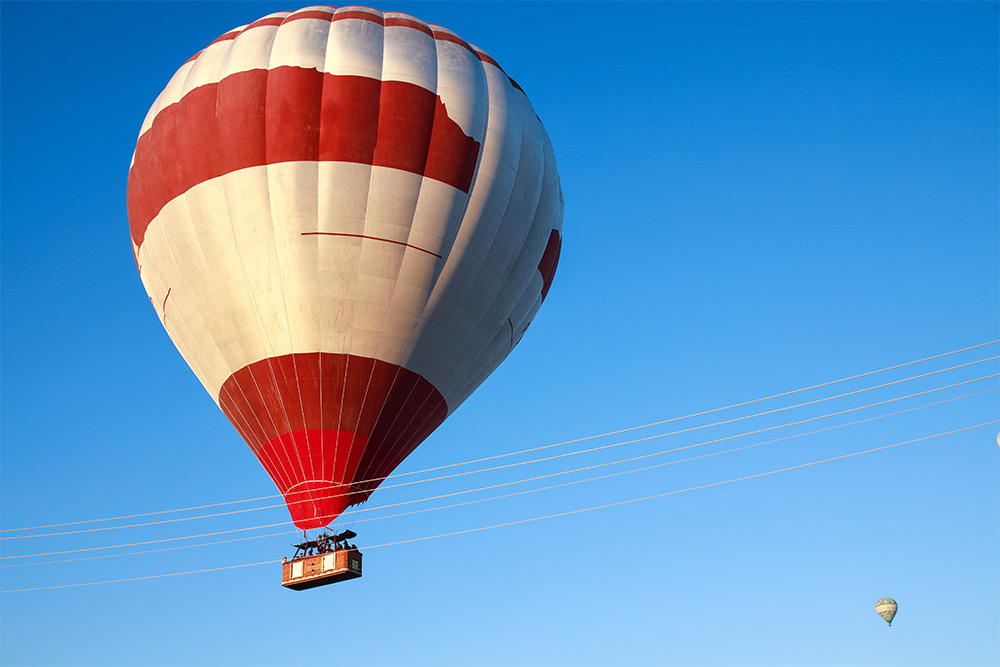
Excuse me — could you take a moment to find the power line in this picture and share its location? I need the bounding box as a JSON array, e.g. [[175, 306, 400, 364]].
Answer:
[[0, 532, 295, 568], [386, 341, 998, 478], [346, 385, 999, 523], [3, 420, 992, 594], [9, 387, 991, 569], [5, 362, 992, 543], [3, 339, 993, 535], [364, 422, 997, 551], [3, 382, 992, 562], [0, 559, 281, 593], [350, 361, 995, 504]]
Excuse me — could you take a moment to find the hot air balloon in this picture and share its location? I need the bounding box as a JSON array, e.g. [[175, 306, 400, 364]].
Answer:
[[127, 4, 563, 565], [876, 598, 897, 626]]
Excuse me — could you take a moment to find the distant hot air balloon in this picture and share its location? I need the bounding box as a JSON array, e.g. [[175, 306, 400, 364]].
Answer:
[[876, 598, 898, 626], [128, 6, 563, 532]]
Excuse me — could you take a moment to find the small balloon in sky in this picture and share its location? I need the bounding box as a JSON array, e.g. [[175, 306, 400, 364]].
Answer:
[[875, 598, 898, 626]]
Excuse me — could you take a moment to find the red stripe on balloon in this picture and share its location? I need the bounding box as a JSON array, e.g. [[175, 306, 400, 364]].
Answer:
[[218, 352, 449, 529], [261, 430, 368, 529], [538, 229, 562, 301], [347, 368, 453, 499], [127, 68, 481, 250], [431, 30, 474, 53], [287, 10, 340, 23], [334, 10, 384, 24], [385, 15, 434, 37], [301, 232, 443, 258], [248, 16, 288, 31]]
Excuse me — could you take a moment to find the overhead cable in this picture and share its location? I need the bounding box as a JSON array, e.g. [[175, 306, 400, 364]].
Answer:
[[3, 382, 992, 561], [6, 362, 991, 543], [8, 386, 992, 569], [3, 420, 993, 594], [2, 339, 993, 535], [13, 357, 1000, 544], [363, 421, 997, 551]]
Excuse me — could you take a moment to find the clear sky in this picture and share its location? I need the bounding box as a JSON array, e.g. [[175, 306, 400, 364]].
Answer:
[[1, 2, 997, 666]]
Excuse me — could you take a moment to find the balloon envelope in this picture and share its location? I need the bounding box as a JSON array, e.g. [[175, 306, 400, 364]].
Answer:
[[127, 6, 563, 529], [875, 598, 898, 625]]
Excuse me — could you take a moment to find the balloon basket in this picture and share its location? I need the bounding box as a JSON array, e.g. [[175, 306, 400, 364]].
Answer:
[[282, 538, 363, 590]]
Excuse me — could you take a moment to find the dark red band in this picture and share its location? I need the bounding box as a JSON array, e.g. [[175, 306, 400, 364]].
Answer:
[[218, 352, 449, 528], [538, 229, 562, 301], [127, 67, 481, 250], [301, 232, 443, 258]]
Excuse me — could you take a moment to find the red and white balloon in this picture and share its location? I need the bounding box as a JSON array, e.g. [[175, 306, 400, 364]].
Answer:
[[127, 6, 563, 529]]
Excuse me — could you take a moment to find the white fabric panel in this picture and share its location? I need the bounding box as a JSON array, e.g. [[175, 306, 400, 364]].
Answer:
[[462, 65, 524, 262], [266, 161, 322, 353], [315, 160, 368, 355], [216, 167, 284, 367], [445, 115, 563, 407], [137, 58, 196, 138], [139, 164, 468, 400], [381, 15, 437, 90], [220, 20, 281, 81], [268, 14, 332, 72], [404, 179, 469, 260], [324, 11, 383, 79], [182, 31, 244, 98], [357, 168, 422, 362], [433, 39, 488, 156], [477, 90, 546, 307], [415, 63, 524, 398], [139, 193, 226, 397]]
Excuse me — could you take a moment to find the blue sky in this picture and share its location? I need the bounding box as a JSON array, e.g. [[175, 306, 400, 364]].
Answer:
[[1, 2, 997, 666]]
